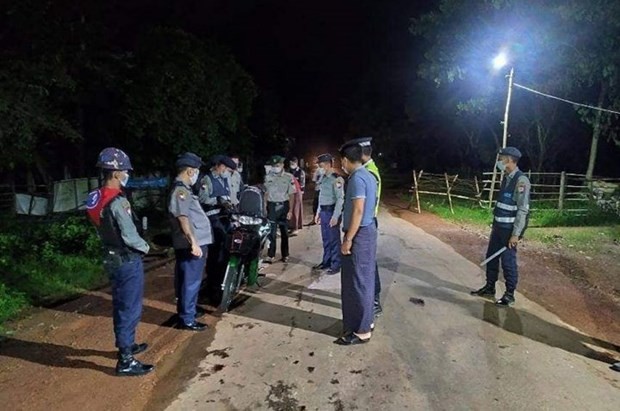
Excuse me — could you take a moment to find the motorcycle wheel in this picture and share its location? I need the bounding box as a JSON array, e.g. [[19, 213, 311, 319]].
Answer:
[[219, 256, 242, 312]]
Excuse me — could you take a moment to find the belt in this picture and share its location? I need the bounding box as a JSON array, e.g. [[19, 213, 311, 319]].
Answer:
[[320, 205, 336, 210], [268, 201, 289, 205]]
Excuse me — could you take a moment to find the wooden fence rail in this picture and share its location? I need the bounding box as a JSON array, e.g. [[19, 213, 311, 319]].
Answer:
[[410, 170, 620, 214]]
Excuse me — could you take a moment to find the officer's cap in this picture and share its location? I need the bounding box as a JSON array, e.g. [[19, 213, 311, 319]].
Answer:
[[317, 153, 334, 163], [340, 136, 373, 151], [176, 152, 204, 168], [498, 146, 522, 160], [211, 155, 238, 170], [269, 155, 286, 165]]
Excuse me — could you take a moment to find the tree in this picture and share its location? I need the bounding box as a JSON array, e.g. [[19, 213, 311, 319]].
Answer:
[[411, 0, 620, 175], [121, 27, 257, 171], [555, 0, 620, 179]]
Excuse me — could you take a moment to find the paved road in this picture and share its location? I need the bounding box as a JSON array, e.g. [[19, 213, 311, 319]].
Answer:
[[166, 209, 620, 411]]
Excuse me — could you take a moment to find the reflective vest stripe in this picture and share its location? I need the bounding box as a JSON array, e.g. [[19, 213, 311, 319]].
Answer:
[[494, 216, 516, 223], [496, 202, 518, 211]]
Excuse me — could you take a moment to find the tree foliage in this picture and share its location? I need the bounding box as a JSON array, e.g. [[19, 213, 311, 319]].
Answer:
[[411, 0, 620, 174]]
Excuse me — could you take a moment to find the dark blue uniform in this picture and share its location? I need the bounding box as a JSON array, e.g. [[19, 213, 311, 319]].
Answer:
[[341, 166, 378, 335], [485, 169, 530, 294], [87, 189, 150, 350], [315, 162, 345, 272], [199, 171, 233, 300], [169, 178, 213, 325]]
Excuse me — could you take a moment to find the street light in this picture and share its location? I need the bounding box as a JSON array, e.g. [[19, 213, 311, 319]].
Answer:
[[493, 52, 515, 148]]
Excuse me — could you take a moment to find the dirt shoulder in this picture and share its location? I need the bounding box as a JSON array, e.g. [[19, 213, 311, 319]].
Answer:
[[0, 258, 219, 411], [384, 196, 620, 347]]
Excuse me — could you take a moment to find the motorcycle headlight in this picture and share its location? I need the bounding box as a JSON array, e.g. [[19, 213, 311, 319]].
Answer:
[[238, 215, 263, 225]]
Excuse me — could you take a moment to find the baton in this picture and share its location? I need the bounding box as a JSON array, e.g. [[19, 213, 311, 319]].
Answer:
[[479, 246, 507, 266]]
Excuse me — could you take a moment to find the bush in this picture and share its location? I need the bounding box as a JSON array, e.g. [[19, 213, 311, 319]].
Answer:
[[0, 283, 28, 324], [0, 214, 106, 322]]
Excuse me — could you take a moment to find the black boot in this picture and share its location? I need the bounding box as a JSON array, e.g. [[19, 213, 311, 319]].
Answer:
[[116, 348, 155, 377], [496, 292, 515, 306], [373, 297, 383, 317], [471, 284, 496, 298]]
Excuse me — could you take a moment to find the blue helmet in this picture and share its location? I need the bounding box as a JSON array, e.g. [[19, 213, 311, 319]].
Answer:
[[96, 147, 133, 171]]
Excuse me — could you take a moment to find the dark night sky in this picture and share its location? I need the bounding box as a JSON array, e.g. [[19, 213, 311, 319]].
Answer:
[[178, 0, 432, 151]]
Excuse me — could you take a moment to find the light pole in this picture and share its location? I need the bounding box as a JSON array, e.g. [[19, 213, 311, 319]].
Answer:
[[488, 53, 514, 208]]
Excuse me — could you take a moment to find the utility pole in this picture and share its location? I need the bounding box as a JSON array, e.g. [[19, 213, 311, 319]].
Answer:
[[488, 67, 514, 209]]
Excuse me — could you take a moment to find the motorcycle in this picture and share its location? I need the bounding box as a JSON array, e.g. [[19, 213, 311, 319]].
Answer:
[[218, 187, 271, 312]]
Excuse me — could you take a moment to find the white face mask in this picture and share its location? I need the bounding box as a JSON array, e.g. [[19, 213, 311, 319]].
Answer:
[[318, 167, 326, 176], [496, 160, 507, 172], [189, 169, 199, 185], [222, 170, 232, 179], [272, 166, 283, 174], [238, 166, 243, 173], [119, 172, 129, 187], [290, 163, 298, 170]]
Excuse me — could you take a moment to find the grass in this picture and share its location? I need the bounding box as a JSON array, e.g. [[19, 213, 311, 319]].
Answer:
[[402, 194, 620, 252], [0, 214, 106, 328]]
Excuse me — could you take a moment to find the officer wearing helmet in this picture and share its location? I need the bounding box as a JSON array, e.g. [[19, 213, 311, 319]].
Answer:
[[471, 147, 531, 306], [86, 147, 154, 377], [169, 152, 212, 331]]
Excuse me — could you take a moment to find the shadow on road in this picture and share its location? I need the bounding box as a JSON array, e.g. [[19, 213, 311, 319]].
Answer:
[[48, 293, 176, 327], [0, 338, 115, 375], [378, 256, 472, 294], [415, 285, 620, 364]]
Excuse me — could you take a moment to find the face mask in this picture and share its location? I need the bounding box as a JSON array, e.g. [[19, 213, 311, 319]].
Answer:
[[272, 166, 283, 174], [238, 166, 243, 173], [222, 170, 231, 179], [120, 172, 129, 187], [496, 160, 507, 172], [189, 170, 199, 185], [290, 164, 298, 170], [318, 168, 326, 176]]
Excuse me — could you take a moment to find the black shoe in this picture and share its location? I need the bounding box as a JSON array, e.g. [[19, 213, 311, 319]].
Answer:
[[281, 257, 290, 263], [131, 343, 148, 355], [304, 222, 316, 227], [611, 362, 620, 372], [373, 300, 383, 317], [177, 321, 208, 331], [313, 263, 327, 270], [334, 333, 370, 346], [496, 293, 515, 306], [471, 285, 496, 298], [116, 352, 154, 377], [326, 268, 340, 275]]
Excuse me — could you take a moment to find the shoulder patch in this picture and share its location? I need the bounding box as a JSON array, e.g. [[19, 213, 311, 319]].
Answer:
[[177, 188, 189, 201], [86, 189, 101, 210], [517, 183, 526, 193], [121, 199, 132, 215]]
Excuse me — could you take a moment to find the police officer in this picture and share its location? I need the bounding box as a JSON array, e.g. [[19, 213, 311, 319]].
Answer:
[[264, 155, 296, 263], [471, 147, 531, 306], [169, 152, 212, 331], [306, 159, 324, 226], [229, 155, 244, 207], [198, 155, 237, 303], [350, 137, 384, 316], [313, 154, 345, 274], [335, 141, 378, 345], [289, 157, 306, 235], [86, 147, 154, 376]]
